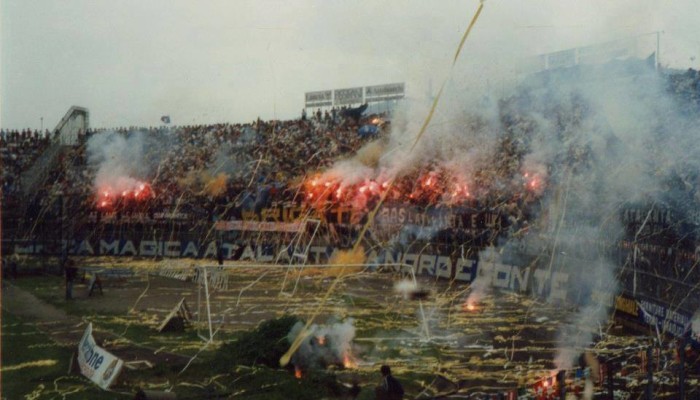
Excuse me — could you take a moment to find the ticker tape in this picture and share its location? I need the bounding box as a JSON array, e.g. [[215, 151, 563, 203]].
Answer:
[[281, 0, 486, 368]]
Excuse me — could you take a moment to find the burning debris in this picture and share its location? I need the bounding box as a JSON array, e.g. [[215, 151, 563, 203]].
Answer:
[[287, 318, 358, 374]]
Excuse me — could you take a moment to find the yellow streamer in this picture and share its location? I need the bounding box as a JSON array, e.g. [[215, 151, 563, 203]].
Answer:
[[453, 1, 484, 65], [280, 0, 486, 367]]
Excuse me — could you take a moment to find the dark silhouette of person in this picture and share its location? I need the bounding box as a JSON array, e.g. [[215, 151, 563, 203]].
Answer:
[[88, 273, 103, 297], [375, 365, 404, 400], [64, 258, 78, 300]]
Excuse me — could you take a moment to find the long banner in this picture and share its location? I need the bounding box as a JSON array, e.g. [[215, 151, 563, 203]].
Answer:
[[78, 323, 124, 390], [615, 293, 696, 338], [214, 220, 304, 232]]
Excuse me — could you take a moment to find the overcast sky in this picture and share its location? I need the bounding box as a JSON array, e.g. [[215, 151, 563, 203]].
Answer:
[[1, 0, 698, 130]]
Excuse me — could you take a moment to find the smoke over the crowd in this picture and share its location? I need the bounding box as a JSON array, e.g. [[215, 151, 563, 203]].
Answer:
[[314, 52, 700, 370], [86, 131, 165, 200], [86, 129, 248, 200]]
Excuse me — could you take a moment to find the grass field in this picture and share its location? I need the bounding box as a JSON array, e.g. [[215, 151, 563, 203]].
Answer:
[[1, 312, 126, 400], [4, 258, 696, 399]]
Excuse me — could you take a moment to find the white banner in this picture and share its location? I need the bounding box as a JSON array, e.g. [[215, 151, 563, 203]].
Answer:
[[305, 90, 333, 108], [365, 83, 405, 102], [78, 323, 124, 390], [333, 87, 363, 106], [214, 220, 304, 232]]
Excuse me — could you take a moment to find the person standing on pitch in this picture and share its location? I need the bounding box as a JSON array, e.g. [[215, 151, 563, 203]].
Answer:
[[375, 365, 404, 400]]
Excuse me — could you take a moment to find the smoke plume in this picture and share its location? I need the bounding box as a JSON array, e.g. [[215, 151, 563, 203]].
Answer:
[[87, 130, 165, 196], [321, 56, 699, 371], [287, 318, 357, 369]]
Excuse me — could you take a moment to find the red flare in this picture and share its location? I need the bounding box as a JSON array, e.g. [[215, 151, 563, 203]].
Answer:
[[294, 366, 302, 379]]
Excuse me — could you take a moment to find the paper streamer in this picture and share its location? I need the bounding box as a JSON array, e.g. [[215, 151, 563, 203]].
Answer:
[[281, 0, 486, 367]]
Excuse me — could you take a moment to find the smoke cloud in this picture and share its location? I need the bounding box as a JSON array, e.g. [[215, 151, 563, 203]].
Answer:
[[464, 246, 498, 307], [287, 318, 357, 369], [394, 279, 417, 300], [320, 52, 699, 371], [86, 130, 165, 196]]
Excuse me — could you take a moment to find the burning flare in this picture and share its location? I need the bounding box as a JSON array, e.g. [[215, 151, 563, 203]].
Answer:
[[342, 352, 357, 369]]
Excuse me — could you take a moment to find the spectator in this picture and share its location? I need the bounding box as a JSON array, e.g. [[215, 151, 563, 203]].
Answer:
[[375, 365, 404, 400], [64, 258, 78, 300]]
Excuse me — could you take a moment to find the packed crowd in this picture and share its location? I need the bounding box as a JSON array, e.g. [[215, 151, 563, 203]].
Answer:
[[668, 67, 700, 112], [3, 67, 700, 333], [2, 109, 385, 227], [1, 128, 52, 196], [2, 66, 699, 231]]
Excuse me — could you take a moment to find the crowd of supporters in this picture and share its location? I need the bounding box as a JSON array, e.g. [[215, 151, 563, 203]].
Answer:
[[2, 66, 700, 311], [1, 128, 52, 196], [1, 66, 697, 224], [1, 108, 385, 227]]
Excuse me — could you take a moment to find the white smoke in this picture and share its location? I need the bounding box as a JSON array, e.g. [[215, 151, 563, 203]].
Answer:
[[287, 318, 357, 369], [344, 61, 698, 370], [394, 279, 417, 300], [692, 308, 700, 339], [86, 130, 167, 196], [553, 258, 618, 370], [465, 246, 498, 306]]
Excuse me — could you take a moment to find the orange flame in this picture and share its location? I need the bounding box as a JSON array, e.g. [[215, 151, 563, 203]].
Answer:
[[343, 353, 357, 369], [295, 366, 302, 379], [317, 336, 326, 346]]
